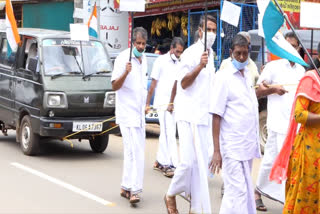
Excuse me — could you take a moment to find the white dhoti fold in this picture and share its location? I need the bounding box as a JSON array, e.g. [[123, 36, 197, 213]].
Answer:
[[119, 125, 145, 194], [156, 111, 179, 167], [167, 121, 211, 213], [220, 158, 255, 214], [256, 130, 285, 203]]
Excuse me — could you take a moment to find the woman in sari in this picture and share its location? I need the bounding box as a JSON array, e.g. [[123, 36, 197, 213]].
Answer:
[[270, 70, 320, 213]]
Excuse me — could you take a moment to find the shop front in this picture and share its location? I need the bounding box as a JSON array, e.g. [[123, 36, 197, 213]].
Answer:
[[134, 0, 220, 54]]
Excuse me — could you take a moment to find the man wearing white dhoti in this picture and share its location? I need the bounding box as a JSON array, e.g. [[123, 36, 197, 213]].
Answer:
[[146, 37, 184, 178], [164, 15, 216, 214], [210, 34, 261, 214], [111, 27, 148, 204], [254, 32, 305, 211]]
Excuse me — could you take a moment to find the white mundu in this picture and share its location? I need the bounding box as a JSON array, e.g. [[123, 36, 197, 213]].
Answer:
[[210, 66, 260, 214], [151, 53, 179, 167], [256, 59, 305, 202], [111, 48, 148, 194], [167, 40, 215, 214]]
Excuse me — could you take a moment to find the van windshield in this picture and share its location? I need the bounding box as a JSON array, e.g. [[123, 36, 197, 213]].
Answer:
[[42, 39, 112, 76]]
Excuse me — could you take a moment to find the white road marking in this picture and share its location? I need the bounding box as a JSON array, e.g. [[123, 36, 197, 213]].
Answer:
[[11, 162, 115, 207]]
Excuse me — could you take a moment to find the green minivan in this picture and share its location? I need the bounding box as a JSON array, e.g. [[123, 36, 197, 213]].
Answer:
[[0, 28, 117, 155]]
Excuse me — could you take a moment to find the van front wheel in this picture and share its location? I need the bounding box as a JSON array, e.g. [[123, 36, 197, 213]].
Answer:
[[20, 115, 40, 156], [89, 134, 109, 153]]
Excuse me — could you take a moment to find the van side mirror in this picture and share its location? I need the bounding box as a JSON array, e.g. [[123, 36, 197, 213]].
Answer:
[[27, 57, 38, 72]]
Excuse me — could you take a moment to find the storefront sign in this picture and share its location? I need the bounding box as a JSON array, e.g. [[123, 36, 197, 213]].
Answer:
[[82, 0, 129, 52], [277, 0, 300, 12]]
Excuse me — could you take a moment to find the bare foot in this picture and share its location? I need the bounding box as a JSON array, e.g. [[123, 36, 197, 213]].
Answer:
[[164, 194, 179, 214]]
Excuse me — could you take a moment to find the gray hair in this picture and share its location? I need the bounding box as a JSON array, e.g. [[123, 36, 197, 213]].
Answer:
[[237, 31, 251, 43], [133, 27, 148, 42], [171, 37, 184, 48], [231, 34, 249, 50]]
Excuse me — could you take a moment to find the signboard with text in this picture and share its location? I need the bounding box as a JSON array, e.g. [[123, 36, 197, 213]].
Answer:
[[82, 0, 129, 52]]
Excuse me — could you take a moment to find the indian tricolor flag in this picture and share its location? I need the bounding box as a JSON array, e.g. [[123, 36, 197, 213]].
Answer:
[[5, 0, 20, 51], [257, 0, 308, 66], [87, 3, 98, 38]]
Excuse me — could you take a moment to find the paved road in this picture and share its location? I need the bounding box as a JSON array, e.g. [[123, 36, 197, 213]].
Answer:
[[0, 129, 283, 214]]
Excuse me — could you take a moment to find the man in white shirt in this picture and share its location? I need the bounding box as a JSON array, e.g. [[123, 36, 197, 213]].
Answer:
[[210, 34, 260, 214], [146, 37, 184, 178], [111, 27, 148, 205], [164, 15, 216, 214], [254, 32, 305, 211], [219, 31, 259, 86]]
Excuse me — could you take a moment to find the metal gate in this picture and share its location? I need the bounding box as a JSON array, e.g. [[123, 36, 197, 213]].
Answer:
[[187, 1, 258, 68]]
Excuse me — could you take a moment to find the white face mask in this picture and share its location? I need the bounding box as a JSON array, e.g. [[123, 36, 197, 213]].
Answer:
[[170, 53, 180, 63], [201, 29, 216, 49]]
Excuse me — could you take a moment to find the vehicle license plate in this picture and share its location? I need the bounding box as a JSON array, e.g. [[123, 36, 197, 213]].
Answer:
[[72, 122, 103, 132]]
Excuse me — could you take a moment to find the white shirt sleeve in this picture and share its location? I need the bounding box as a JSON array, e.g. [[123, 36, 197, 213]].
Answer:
[[150, 57, 161, 80], [256, 62, 273, 85], [111, 54, 126, 82], [210, 71, 229, 117], [176, 48, 198, 82]]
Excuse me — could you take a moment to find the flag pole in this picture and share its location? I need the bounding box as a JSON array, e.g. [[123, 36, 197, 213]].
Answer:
[[273, 0, 320, 75], [204, 0, 208, 52], [129, 12, 134, 62]]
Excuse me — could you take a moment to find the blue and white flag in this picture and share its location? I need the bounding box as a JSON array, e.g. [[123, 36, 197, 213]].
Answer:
[[257, 0, 308, 66]]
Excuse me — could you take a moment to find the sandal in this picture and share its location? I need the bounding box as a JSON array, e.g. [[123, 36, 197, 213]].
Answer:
[[256, 198, 267, 211], [163, 166, 175, 178], [164, 194, 179, 214], [129, 194, 140, 204], [153, 161, 165, 172], [120, 189, 131, 200]]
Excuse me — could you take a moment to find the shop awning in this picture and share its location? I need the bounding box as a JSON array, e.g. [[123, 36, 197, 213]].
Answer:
[[136, 0, 220, 17], [146, 0, 172, 3]]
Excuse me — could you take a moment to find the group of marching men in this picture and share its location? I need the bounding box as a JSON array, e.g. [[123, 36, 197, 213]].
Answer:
[[111, 14, 307, 214]]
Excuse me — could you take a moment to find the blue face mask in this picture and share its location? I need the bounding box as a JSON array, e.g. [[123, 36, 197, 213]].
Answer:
[[133, 47, 144, 58], [231, 56, 249, 70]]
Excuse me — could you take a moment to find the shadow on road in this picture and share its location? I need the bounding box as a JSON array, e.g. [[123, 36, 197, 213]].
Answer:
[[37, 139, 122, 161]]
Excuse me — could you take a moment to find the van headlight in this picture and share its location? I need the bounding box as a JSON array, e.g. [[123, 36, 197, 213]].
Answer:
[[44, 92, 68, 108], [104, 92, 115, 107]]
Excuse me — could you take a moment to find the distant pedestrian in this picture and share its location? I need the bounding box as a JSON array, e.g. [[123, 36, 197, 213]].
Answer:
[[307, 42, 320, 70], [146, 37, 184, 178]]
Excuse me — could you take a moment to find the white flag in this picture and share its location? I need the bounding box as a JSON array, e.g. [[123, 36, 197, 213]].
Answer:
[[120, 0, 145, 12]]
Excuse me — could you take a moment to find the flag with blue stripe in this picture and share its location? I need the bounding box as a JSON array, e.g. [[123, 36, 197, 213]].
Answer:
[[257, 0, 308, 66]]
